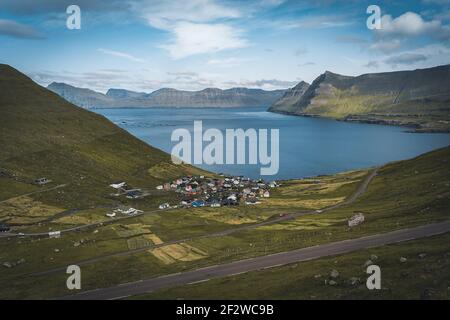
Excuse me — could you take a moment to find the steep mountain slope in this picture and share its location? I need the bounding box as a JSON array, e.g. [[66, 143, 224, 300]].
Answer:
[[0, 64, 204, 208], [48, 82, 286, 108], [269, 65, 450, 132], [47, 82, 116, 108], [268, 81, 309, 113], [106, 88, 146, 99]]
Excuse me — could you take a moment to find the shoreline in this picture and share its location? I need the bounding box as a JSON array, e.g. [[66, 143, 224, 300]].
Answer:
[[268, 109, 450, 134]]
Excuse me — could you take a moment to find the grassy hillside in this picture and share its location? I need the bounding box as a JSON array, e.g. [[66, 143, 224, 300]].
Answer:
[[0, 64, 205, 210], [268, 81, 309, 113], [135, 233, 450, 300], [0, 146, 448, 299], [269, 65, 450, 132]]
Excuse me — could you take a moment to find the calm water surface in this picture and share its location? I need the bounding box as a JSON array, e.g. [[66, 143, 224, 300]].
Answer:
[[95, 107, 450, 180]]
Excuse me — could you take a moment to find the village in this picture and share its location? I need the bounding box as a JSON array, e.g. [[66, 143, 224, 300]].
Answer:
[[108, 175, 280, 213]]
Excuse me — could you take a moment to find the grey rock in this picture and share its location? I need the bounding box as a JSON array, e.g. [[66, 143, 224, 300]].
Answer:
[[400, 257, 407, 263], [328, 280, 338, 286], [330, 269, 339, 278]]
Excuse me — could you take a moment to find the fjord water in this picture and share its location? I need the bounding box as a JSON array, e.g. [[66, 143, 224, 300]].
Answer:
[[95, 107, 450, 180]]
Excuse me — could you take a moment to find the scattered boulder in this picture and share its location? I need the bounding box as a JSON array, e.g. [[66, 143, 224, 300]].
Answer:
[[2, 262, 12, 268], [400, 257, 407, 263], [328, 280, 338, 286], [348, 213, 365, 227], [54, 249, 60, 253], [16, 258, 25, 265], [73, 242, 81, 247], [314, 274, 322, 279], [330, 269, 340, 278], [418, 253, 427, 259], [370, 254, 378, 261]]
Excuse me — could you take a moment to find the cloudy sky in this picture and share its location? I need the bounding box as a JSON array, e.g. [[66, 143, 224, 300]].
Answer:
[[1, 0, 450, 92]]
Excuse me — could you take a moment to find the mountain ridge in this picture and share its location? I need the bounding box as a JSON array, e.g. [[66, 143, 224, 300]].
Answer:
[[269, 64, 450, 132], [48, 82, 286, 109]]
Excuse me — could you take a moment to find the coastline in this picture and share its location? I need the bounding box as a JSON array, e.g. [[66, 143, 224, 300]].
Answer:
[[268, 109, 450, 133]]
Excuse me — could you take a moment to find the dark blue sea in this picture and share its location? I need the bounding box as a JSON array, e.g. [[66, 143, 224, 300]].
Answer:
[[95, 107, 450, 180]]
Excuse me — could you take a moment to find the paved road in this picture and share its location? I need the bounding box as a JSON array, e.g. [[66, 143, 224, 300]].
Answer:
[[29, 169, 379, 277], [60, 220, 450, 300]]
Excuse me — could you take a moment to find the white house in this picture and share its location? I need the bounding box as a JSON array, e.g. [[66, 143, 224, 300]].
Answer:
[[110, 182, 126, 189]]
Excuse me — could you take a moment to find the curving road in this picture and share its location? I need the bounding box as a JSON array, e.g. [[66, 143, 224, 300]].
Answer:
[[59, 220, 450, 300]]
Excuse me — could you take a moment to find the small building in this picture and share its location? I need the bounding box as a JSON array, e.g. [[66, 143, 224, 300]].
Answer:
[[210, 200, 221, 208], [192, 200, 205, 208], [245, 198, 260, 205], [35, 178, 51, 186], [269, 181, 279, 188], [115, 207, 142, 215], [0, 223, 10, 233], [159, 203, 170, 210], [110, 181, 126, 189], [126, 190, 143, 199], [48, 231, 61, 239], [263, 190, 270, 198]]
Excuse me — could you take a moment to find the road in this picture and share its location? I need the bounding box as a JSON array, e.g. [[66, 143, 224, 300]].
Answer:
[[60, 220, 450, 300], [29, 169, 379, 277]]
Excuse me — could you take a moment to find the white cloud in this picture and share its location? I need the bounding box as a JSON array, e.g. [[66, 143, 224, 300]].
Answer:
[[384, 53, 428, 67], [364, 61, 380, 69], [136, 0, 241, 28], [134, 0, 248, 59], [377, 12, 441, 37], [207, 57, 253, 67], [0, 19, 43, 39], [159, 22, 248, 59], [280, 14, 354, 30], [97, 48, 146, 63], [368, 12, 450, 54], [369, 38, 402, 54], [223, 79, 297, 90]]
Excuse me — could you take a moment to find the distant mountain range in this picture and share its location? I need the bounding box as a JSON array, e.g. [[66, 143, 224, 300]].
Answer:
[[269, 64, 450, 132], [47, 82, 286, 109]]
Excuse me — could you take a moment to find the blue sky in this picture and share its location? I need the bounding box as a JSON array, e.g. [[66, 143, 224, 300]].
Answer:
[[1, 0, 450, 92]]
